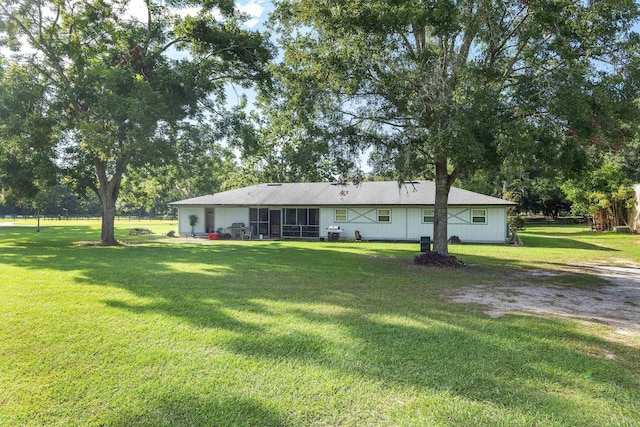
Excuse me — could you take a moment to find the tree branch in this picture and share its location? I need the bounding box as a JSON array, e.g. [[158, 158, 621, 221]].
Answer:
[[448, 164, 462, 188], [0, 3, 72, 91], [158, 38, 188, 55], [399, 30, 415, 57], [490, 7, 531, 69], [337, 109, 417, 129], [144, 0, 153, 53]]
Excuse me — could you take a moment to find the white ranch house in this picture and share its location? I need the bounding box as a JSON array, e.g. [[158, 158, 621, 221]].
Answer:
[[169, 181, 516, 243]]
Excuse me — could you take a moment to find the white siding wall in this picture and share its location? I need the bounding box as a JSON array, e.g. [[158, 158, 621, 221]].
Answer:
[[178, 206, 249, 236], [321, 206, 406, 240], [214, 207, 249, 232], [321, 206, 508, 243], [179, 205, 508, 242], [447, 207, 508, 243], [178, 207, 206, 236]]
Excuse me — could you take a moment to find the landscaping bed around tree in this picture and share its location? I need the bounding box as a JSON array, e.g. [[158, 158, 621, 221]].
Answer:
[[1, 221, 639, 426]]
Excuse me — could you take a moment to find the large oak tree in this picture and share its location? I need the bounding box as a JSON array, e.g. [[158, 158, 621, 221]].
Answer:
[[0, 62, 58, 204], [0, 0, 271, 244], [270, 0, 639, 254]]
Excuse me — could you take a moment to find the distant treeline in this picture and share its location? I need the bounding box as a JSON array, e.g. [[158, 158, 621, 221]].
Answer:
[[2, 214, 176, 221]]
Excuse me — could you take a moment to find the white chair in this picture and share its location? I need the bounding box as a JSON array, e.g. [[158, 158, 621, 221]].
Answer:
[[242, 228, 252, 240]]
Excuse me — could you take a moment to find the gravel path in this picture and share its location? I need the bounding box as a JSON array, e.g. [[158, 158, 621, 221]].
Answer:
[[450, 263, 640, 335]]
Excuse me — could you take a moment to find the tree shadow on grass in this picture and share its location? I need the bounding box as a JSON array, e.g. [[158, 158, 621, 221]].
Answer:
[[107, 394, 287, 427], [520, 234, 618, 251], [0, 225, 112, 250], [1, 225, 639, 425]]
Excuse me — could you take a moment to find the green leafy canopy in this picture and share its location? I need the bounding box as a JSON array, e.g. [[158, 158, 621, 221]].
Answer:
[[0, 0, 273, 244], [269, 0, 640, 254]]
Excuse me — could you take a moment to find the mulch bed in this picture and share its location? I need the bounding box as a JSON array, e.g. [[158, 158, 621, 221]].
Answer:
[[74, 241, 120, 246], [129, 228, 153, 235], [414, 252, 465, 268]]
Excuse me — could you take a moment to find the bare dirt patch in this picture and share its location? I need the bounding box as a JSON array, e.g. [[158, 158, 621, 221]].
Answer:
[[449, 262, 640, 336]]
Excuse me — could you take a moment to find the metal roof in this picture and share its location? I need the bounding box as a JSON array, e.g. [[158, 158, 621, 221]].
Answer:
[[169, 181, 516, 207]]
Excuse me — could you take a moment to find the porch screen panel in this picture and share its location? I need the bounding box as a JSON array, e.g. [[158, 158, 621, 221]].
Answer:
[[249, 208, 269, 236], [282, 208, 298, 237], [297, 209, 308, 225], [282, 208, 320, 237], [284, 208, 297, 225], [309, 209, 319, 225]]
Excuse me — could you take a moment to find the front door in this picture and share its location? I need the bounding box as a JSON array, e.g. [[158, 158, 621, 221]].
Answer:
[[205, 209, 215, 233], [269, 210, 281, 238]]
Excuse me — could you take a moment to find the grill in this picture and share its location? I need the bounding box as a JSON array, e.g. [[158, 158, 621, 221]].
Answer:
[[228, 222, 246, 239], [326, 225, 342, 242]]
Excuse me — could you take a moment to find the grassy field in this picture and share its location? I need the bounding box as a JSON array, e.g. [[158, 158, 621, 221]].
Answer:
[[1, 220, 639, 426]]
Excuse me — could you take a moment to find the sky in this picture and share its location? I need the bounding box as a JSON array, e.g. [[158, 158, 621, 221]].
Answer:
[[237, 0, 273, 28], [126, 0, 273, 29]]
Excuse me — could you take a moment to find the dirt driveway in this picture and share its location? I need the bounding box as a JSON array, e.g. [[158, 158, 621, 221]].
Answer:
[[449, 262, 640, 336]]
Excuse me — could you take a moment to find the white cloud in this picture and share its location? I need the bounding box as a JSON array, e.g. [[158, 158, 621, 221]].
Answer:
[[237, 0, 266, 28], [123, 0, 147, 21], [125, 0, 266, 28]]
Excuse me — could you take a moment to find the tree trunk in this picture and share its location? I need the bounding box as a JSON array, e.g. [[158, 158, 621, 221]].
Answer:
[[507, 230, 523, 246], [100, 192, 117, 245], [94, 157, 124, 246], [433, 155, 458, 255]]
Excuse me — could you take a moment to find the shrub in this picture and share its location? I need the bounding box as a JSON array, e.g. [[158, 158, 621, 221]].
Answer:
[[508, 215, 526, 232]]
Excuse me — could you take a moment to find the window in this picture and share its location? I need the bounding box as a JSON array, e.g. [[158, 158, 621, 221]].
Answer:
[[335, 208, 347, 222], [377, 208, 391, 223], [472, 209, 487, 224], [422, 208, 434, 223]]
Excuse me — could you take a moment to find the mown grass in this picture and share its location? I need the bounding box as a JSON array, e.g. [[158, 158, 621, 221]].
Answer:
[[1, 220, 639, 426]]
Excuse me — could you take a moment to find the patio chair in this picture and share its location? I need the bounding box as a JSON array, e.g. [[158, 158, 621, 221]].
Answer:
[[242, 227, 252, 240]]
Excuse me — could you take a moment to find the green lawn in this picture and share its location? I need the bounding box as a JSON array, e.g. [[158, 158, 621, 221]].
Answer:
[[1, 220, 639, 426]]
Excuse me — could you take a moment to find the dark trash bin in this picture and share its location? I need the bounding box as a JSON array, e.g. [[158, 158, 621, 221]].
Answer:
[[420, 236, 431, 252]]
